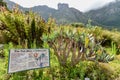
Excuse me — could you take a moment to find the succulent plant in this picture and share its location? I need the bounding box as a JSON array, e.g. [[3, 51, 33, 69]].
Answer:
[[42, 27, 114, 67]]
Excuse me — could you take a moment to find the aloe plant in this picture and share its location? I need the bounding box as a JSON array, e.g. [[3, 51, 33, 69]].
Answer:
[[97, 50, 114, 63]]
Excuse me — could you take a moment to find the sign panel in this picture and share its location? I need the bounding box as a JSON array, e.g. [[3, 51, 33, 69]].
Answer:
[[8, 49, 50, 73]]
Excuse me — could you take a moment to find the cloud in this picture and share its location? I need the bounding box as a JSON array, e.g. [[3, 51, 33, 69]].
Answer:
[[85, 0, 115, 11]]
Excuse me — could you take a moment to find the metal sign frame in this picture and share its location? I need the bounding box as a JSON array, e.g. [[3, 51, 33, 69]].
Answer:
[[8, 49, 50, 73]]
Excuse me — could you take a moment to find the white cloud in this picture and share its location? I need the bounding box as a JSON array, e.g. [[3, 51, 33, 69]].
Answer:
[[10, 0, 115, 12]]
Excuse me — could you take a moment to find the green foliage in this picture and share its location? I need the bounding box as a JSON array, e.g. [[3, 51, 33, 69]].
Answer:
[[101, 30, 120, 46], [117, 45, 120, 55], [88, 26, 102, 37], [0, 8, 48, 48], [85, 62, 109, 80], [42, 26, 83, 67], [0, 27, 119, 80], [46, 61, 116, 80], [0, 42, 51, 80], [86, 19, 92, 28], [0, 6, 120, 80], [0, 58, 8, 80], [0, 44, 4, 57], [97, 51, 114, 63], [42, 26, 114, 69], [111, 41, 118, 55], [0, 0, 7, 7], [71, 23, 85, 28], [0, 42, 14, 80]]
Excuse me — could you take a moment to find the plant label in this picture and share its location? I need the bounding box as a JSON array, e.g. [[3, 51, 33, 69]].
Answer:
[[8, 49, 50, 73]]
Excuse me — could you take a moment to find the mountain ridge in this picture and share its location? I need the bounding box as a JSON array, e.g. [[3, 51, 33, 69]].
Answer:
[[3, 0, 120, 28], [86, 0, 120, 28], [5, 0, 89, 24]]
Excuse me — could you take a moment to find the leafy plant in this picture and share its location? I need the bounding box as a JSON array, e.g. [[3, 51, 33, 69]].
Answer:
[[111, 41, 118, 55], [71, 22, 85, 28], [0, 8, 48, 48], [42, 27, 84, 67], [97, 51, 114, 63], [42, 26, 114, 69], [0, 0, 8, 10]]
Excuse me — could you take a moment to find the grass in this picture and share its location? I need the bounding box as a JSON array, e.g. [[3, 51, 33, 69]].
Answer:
[[0, 58, 7, 80]]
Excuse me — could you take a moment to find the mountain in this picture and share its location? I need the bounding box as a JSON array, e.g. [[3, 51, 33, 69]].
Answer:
[[29, 5, 56, 21], [4, 0, 56, 20], [4, 0, 24, 10], [86, 0, 120, 28], [4, 0, 88, 24], [52, 3, 88, 24], [3, 0, 120, 28]]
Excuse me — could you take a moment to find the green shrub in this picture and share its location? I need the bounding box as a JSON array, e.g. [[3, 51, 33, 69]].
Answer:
[[111, 41, 118, 55], [71, 23, 85, 28], [0, 8, 48, 48], [42, 26, 114, 79]]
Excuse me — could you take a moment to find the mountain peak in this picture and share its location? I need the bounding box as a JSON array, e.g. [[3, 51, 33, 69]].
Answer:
[[58, 3, 69, 10]]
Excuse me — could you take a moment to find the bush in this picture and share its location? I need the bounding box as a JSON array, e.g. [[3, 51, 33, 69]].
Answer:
[[0, 8, 49, 48], [71, 23, 85, 28]]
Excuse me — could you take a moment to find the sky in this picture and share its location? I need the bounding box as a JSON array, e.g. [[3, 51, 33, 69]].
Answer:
[[10, 0, 115, 12]]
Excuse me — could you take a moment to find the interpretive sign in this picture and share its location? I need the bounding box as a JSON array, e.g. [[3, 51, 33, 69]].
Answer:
[[8, 49, 50, 73]]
